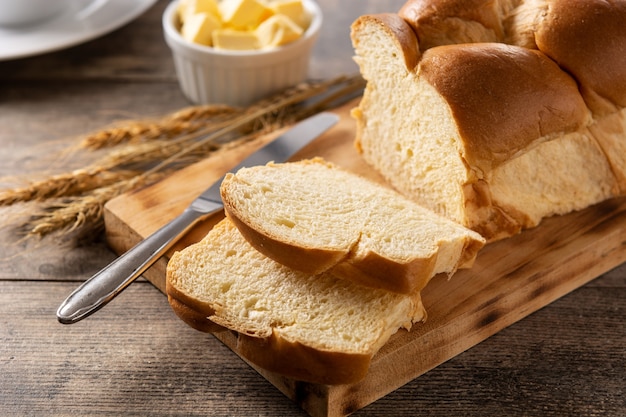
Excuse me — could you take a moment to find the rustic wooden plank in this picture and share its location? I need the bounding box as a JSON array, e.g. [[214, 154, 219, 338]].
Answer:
[[103, 99, 626, 416], [1, 277, 622, 417], [362, 280, 626, 417], [0, 80, 191, 281], [0, 280, 307, 416]]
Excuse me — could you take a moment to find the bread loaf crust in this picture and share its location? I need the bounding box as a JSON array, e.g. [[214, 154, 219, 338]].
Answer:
[[224, 203, 347, 275], [235, 330, 374, 385], [350, 13, 421, 71], [399, 0, 511, 48], [461, 179, 524, 241], [419, 42, 591, 173], [167, 291, 226, 334], [398, 0, 626, 117], [534, 0, 626, 116]]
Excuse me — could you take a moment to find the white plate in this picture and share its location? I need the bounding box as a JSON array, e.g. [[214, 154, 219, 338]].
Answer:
[[0, 0, 158, 61]]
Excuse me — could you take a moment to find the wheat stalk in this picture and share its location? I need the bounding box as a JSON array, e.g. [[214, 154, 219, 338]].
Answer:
[[0, 168, 139, 206], [3, 74, 364, 242], [22, 132, 265, 240], [79, 105, 240, 150], [25, 173, 164, 241]]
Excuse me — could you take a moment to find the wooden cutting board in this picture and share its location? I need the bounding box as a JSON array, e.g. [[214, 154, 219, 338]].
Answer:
[[103, 99, 626, 417]]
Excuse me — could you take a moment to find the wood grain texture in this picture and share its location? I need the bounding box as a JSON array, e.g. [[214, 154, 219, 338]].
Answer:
[[104, 100, 626, 416], [1, 278, 623, 416], [0, 281, 307, 416]]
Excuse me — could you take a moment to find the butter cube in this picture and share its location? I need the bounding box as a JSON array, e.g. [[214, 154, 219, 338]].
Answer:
[[212, 28, 260, 50], [177, 0, 188, 22], [219, 0, 273, 29], [256, 14, 303, 48], [179, 0, 220, 24], [268, 0, 309, 29], [182, 12, 222, 46]]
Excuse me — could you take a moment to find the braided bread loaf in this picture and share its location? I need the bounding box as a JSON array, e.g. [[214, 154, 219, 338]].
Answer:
[[351, 0, 626, 241]]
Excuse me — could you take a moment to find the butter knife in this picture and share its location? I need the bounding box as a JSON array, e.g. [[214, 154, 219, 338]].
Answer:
[[57, 112, 339, 324]]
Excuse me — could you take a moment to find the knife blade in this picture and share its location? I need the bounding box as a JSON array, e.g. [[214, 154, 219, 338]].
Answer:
[[56, 112, 339, 324]]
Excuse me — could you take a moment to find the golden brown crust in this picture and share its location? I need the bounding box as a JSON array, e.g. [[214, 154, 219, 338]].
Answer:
[[165, 220, 424, 385], [461, 179, 523, 241], [167, 294, 227, 334], [235, 330, 373, 385], [166, 270, 374, 385], [399, 0, 509, 50], [166, 270, 227, 333], [222, 205, 346, 275], [418, 43, 591, 173], [351, 13, 421, 71], [535, 0, 626, 116], [329, 248, 437, 294], [456, 233, 488, 269], [400, 0, 501, 31]]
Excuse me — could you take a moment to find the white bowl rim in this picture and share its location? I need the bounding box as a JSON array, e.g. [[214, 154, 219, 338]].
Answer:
[[162, 0, 322, 58]]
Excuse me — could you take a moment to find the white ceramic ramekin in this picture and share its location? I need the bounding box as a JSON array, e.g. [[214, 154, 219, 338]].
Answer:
[[162, 0, 322, 106]]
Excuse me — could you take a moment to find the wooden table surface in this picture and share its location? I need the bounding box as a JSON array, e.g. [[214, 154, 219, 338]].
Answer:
[[0, 1, 624, 416]]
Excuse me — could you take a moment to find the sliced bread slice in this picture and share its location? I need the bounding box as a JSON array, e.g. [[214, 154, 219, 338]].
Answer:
[[166, 218, 426, 385], [220, 158, 485, 295]]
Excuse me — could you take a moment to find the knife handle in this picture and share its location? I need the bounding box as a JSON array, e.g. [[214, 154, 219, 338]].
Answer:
[[56, 207, 213, 324]]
